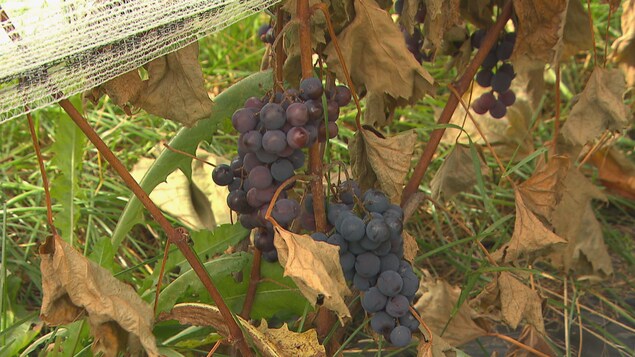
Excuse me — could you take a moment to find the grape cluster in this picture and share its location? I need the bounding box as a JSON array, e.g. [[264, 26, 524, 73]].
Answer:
[[470, 30, 517, 119], [395, 0, 427, 63], [257, 24, 275, 45], [309, 182, 420, 347], [212, 78, 352, 262]]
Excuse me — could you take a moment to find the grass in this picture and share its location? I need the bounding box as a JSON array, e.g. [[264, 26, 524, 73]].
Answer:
[[1, 3, 634, 357]]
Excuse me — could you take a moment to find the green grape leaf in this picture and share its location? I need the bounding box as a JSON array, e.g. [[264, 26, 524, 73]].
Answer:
[[111, 70, 273, 251]]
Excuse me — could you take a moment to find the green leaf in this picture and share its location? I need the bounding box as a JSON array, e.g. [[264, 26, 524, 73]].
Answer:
[[111, 70, 273, 251], [50, 96, 87, 245]]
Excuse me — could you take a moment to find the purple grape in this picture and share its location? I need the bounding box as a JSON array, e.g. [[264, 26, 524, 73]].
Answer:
[[389, 325, 412, 347], [286, 126, 310, 149], [300, 77, 324, 100], [248, 166, 273, 189], [489, 100, 507, 119], [361, 287, 387, 313], [212, 164, 234, 186], [355, 252, 381, 278], [340, 252, 356, 271], [232, 108, 258, 133], [380, 254, 400, 272], [339, 215, 365, 242], [240, 130, 263, 153], [227, 189, 251, 213], [254, 228, 275, 251], [471, 29, 486, 49], [260, 103, 286, 130], [475, 69, 493, 87], [371, 311, 396, 335], [496, 40, 514, 61], [353, 273, 375, 291], [246, 187, 265, 208], [362, 190, 389, 213], [385, 295, 409, 317], [377, 270, 403, 297], [399, 312, 420, 331], [481, 51, 498, 70], [286, 102, 309, 126], [271, 159, 294, 182], [499, 90, 516, 106], [305, 99, 324, 121], [491, 72, 512, 93], [366, 218, 391, 243], [472, 100, 488, 115], [262, 130, 288, 154], [272, 198, 300, 226], [498, 63, 515, 77], [326, 100, 340, 122], [334, 85, 352, 106], [244, 96, 264, 109]]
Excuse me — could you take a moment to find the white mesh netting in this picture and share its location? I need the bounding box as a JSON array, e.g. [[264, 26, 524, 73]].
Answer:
[[0, 0, 280, 124]]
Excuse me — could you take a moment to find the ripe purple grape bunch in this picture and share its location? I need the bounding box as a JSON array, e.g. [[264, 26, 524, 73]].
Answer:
[[471, 29, 517, 119], [212, 78, 352, 262], [309, 181, 420, 347]]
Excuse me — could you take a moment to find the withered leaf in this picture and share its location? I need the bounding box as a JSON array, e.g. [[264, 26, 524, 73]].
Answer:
[[323, 0, 435, 126], [349, 128, 417, 203], [414, 277, 487, 346], [133, 43, 213, 127], [611, 0, 635, 87], [402, 231, 419, 263], [506, 324, 556, 357], [159, 303, 326, 357], [589, 147, 635, 200], [100, 69, 145, 107], [430, 144, 488, 201], [417, 332, 460, 357], [517, 155, 570, 222], [560, 0, 593, 59], [424, 0, 463, 55], [492, 190, 566, 263], [561, 68, 630, 146], [551, 168, 612, 276], [459, 0, 494, 28], [498, 272, 545, 333], [512, 0, 568, 64], [400, 0, 423, 34], [40, 236, 159, 357], [273, 227, 352, 322]]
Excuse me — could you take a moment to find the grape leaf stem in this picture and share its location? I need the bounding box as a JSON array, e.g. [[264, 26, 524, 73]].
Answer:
[[401, 0, 513, 206], [57, 99, 253, 357]]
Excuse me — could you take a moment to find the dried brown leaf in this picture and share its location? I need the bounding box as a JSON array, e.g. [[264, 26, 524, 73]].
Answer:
[[417, 332, 459, 357], [589, 147, 635, 200], [560, 0, 593, 58], [101, 69, 146, 106], [414, 277, 487, 346], [517, 156, 570, 221], [323, 0, 435, 126], [561, 68, 630, 146], [512, 0, 568, 64], [349, 128, 417, 203], [498, 272, 545, 333], [424, 0, 463, 55], [551, 168, 612, 276], [273, 227, 352, 322], [430, 144, 488, 201], [133, 43, 213, 127], [506, 324, 556, 357], [40, 236, 158, 357], [159, 303, 326, 357], [400, 0, 423, 34], [492, 191, 566, 263], [611, 0, 635, 87], [402, 231, 419, 263], [459, 0, 494, 28]]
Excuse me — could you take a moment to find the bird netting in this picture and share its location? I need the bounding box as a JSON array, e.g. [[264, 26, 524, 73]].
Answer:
[[0, 0, 280, 124]]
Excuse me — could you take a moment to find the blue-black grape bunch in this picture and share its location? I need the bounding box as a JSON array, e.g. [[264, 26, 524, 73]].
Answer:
[[470, 29, 517, 119], [395, 0, 427, 63], [308, 181, 420, 347], [257, 23, 275, 45], [212, 78, 352, 262]]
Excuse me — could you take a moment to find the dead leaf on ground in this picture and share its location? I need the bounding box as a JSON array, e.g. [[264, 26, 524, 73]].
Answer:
[[517, 156, 570, 222], [430, 144, 489, 201], [349, 128, 417, 203], [561, 68, 630, 146], [498, 272, 546, 333], [506, 324, 556, 357], [550, 168, 612, 277], [273, 227, 352, 322], [589, 147, 635, 200], [40, 236, 159, 357], [158, 303, 326, 357], [492, 190, 566, 264], [512, 0, 568, 64], [323, 0, 435, 126], [414, 277, 488, 346], [417, 332, 461, 357], [612, 0, 635, 87], [423, 0, 463, 56]]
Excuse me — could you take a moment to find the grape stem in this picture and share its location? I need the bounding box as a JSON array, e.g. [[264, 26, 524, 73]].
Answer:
[[239, 248, 262, 319], [401, 0, 513, 206], [57, 99, 254, 357]]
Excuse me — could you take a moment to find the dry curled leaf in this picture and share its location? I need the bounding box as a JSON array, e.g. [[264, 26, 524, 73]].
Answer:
[[417, 332, 459, 357], [612, 0, 635, 87], [551, 168, 612, 276], [498, 272, 545, 333], [512, 0, 568, 64], [431, 144, 488, 201], [323, 0, 435, 126], [273, 227, 352, 322], [158, 303, 326, 357], [424, 0, 463, 55], [40, 236, 158, 357], [589, 147, 635, 200], [349, 128, 417, 203], [402, 231, 420, 263], [561, 68, 630, 146], [517, 156, 570, 222], [506, 324, 556, 357], [414, 277, 487, 346], [492, 191, 566, 264]]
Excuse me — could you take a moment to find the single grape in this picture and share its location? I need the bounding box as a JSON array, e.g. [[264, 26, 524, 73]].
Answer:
[[385, 295, 410, 317], [305, 99, 324, 121], [389, 325, 412, 347], [318, 122, 339, 142], [300, 77, 324, 100], [288, 149, 306, 169], [227, 189, 251, 213], [299, 211, 316, 231], [498, 62, 515, 77], [339, 180, 361, 204], [353, 273, 374, 291], [212, 164, 234, 186], [255, 149, 278, 164], [489, 100, 507, 119], [239, 212, 260, 229], [470, 29, 486, 49], [260, 103, 286, 130], [340, 252, 356, 272], [360, 236, 382, 251], [348, 240, 366, 255], [384, 215, 403, 236], [262, 130, 288, 154], [246, 187, 264, 208], [496, 40, 514, 61], [286, 126, 310, 149], [491, 72, 512, 93], [498, 90, 516, 106], [475, 69, 493, 87], [380, 253, 401, 272], [339, 215, 366, 242], [228, 178, 242, 192], [257, 24, 271, 40], [242, 152, 262, 172], [471, 99, 488, 115], [327, 202, 347, 226], [304, 123, 318, 145], [254, 228, 275, 251], [366, 218, 391, 243], [401, 270, 419, 298], [371, 311, 396, 335], [311, 232, 328, 242], [361, 287, 387, 313], [277, 145, 295, 158], [373, 240, 392, 257], [272, 198, 300, 226], [327, 100, 340, 122], [240, 130, 263, 153], [503, 31, 516, 45], [327, 233, 349, 254], [481, 51, 498, 70], [230, 156, 243, 175], [385, 204, 404, 220], [479, 91, 496, 109], [231, 108, 258, 133], [363, 190, 390, 213], [271, 159, 294, 182], [248, 166, 273, 190], [334, 211, 356, 232], [399, 312, 420, 331], [334, 85, 352, 106], [244, 96, 264, 109], [286, 102, 309, 126], [355, 252, 381, 278], [398, 260, 413, 276], [377, 270, 404, 297]]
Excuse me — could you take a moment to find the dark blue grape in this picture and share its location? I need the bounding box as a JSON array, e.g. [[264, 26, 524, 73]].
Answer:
[[470, 29, 486, 49], [288, 149, 305, 169], [363, 190, 390, 213], [232, 108, 258, 133], [240, 130, 263, 153], [399, 312, 420, 332], [272, 199, 300, 226], [227, 189, 251, 213], [271, 159, 294, 182], [360, 236, 381, 251], [366, 218, 391, 242], [311, 232, 328, 242], [355, 252, 381, 278], [339, 215, 366, 242], [496, 40, 514, 61], [327, 202, 348, 226], [498, 90, 516, 106], [489, 99, 507, 119], [361, 287, 387, 313], [262, 130, 288, 154], [371, 311, 396, 335], [475, 69, 493, 87], [300, 77, 324, 100], [327, 233, 348, 254], [348, 240, 366, 255], [339, 180, 361, 204], [380, 253, 401, 272], [377, 271, 403, 297], [212, 164, 234, 186], [255, 149, 278, 164], [389, 325, 412, 347], [260, 103, 286, 130], [373, 240, 392, 257], [385, 295, 409, 317], [353, 273, 375, 291], [248, 166, 273, 190], [262, 248, 278, 262], [491, 72, 512, 93], [401, 270, 419, 298], [254, 228, 275, 251], [340, 252, 356, 271], [305, 99, 324, 121]]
